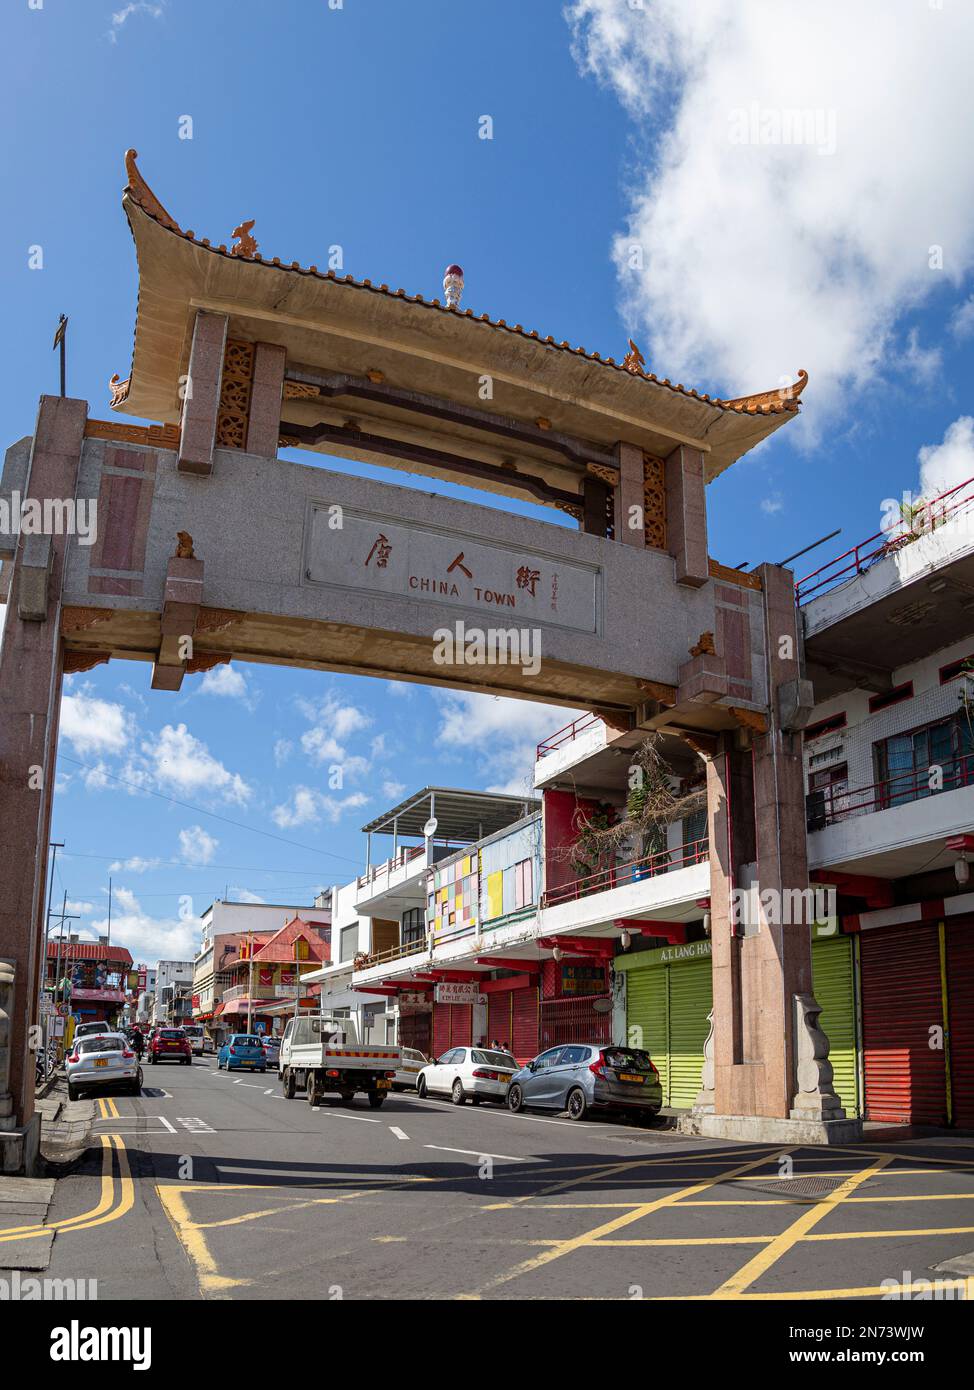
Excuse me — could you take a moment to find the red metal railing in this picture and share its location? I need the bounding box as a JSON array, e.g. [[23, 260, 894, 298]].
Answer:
[[540, 837, 709, 909], [806, 753, 974, 830], [536, 712, 602, 760], [795, 475, 974, 604]]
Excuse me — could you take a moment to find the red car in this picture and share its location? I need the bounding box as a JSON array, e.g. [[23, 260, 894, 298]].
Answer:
[[148, 1027, 193, 1065]]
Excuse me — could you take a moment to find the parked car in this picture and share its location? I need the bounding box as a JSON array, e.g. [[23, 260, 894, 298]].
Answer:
[[148, 1027, 192, 1065], [416, 1046, 518, 1105], [507, 1044, 663, 1122], [218, 1034, 267, 1072], [74, 1021, 112, 1041], [182, 1024, 206, 1057], [392, 1046, 428, 1091], [261, 1036, 281, 1067], [66, 1032, 142, 1101], [202, 1034, 215, 1054]]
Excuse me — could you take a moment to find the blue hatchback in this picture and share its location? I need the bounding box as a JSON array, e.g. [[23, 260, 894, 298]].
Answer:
[[217, 1034, 267, 1072]]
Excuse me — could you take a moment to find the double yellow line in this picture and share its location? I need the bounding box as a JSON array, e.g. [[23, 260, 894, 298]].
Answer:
[[0, 1104, 134, 1244]]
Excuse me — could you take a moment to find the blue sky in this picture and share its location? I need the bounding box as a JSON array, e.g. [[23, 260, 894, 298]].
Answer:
[[2, 1, 973, 964]]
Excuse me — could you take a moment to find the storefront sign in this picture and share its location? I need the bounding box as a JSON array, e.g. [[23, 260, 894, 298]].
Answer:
[[434, 981, 482, 1005], [305, 504, 601, 635]]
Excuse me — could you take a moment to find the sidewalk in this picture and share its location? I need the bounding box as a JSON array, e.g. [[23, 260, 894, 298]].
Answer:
[[37, 1072, 96, 1167]]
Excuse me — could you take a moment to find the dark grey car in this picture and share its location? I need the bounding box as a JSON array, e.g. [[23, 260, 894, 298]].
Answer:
[[507, 1043, 663, 1121]]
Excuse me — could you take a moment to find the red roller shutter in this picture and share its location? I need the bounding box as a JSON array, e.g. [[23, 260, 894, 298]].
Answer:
[[511, 986, 539, 1064], [450, 1004, 473, 1048], [487, 993, 512, 1050], [946, 917, 974, 1128], [860, 922, 947, 1125], [433, 1004, 450, 1059]]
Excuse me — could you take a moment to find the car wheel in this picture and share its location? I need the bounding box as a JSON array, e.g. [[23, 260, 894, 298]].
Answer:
[[260, 1066, 267, 1073], [451, 1079, 466, 1106], [283, 1069, 296, 1099], [507, 1083, 524, 1113], [67, 1084, 78, 1102], [307, 1075, 319, 1106], [417, 1076, 428, 1099], [566, 1088, 588, 1121], [368, 1092, 386, 1109], [149, 1056, 156, 1065]]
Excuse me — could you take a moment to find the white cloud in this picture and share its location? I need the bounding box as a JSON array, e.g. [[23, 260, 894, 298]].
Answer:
[[66, 900, 95, 916], [178, 824, 218, 866], [108, 856, 161, 874], [435, 692, 584, 795], [199, 663, 251, 702], [107, 2, 165, 45], [950, 295, 974, 341], [88, 885, 199, 962], [381, 780, 406, 802], [566, 1, 974, 423], [59, 690, 132, 758], [142, 723, 251, 804], [760, 496, 783, 516], [896, 328, 942, 386], [917, 416, 974, 498], [273, 738, 293, 767], [228, 887, 266, 904], [271, 786, 368, 829]]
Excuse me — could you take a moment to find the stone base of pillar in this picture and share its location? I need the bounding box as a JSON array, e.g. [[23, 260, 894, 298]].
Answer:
[[0, 1114, 41, 1176], [678, 1111, 862, 1146]]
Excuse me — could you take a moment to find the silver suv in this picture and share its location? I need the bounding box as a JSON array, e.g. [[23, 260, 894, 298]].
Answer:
[[507, 1043, 663, 1122]]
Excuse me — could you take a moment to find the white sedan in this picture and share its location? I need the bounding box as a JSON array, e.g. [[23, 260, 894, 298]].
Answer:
[[416, 1046, 518, 1106], [392, 1046, 428, 1091], [66, 1032, 142, 1101]]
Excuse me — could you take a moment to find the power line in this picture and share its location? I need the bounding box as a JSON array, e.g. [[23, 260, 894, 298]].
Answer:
[[59, 850, 332, 876], [56, 754, 363, 868]]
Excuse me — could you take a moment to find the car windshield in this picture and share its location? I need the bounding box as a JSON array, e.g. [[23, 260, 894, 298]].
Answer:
[[159, 1030, 184, 1039], [471, 1050, 516, 1068], [234, 1036, 262, 1046], [603, 1047, 655, 1071], [78, 1035, 126, 1055]]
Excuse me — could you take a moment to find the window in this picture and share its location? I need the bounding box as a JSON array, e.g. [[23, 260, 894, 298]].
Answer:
[[560, 1045, 588, 1065], [804, 712, 847, 742], [868, 681, 914, 714], [401, 907, 425, 947], [339, 924, 359, 962], [533, 1048, 564, 1070], [876, 714, 974, 806], [806, 762, 849, 829]]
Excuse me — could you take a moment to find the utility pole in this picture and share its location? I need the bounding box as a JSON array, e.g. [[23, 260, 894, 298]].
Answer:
[[48, 892, 80, 1072], [107, 876, 112, 946], [39, 842, 64, 1021], [245, 933, 254, 1035]]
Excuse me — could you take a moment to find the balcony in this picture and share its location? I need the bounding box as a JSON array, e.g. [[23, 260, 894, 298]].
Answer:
[[807, 755, 974, 878], [352, 936, 428, 972], [539, 837, 710, 938]]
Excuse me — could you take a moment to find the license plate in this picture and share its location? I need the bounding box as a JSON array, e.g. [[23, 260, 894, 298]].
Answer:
[[376, 1079, 391, 1090], [619, 1072, 644, 1084], [94, 1059, 109, 1068]]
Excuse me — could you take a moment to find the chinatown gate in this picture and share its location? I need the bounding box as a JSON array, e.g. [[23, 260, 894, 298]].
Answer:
[[0, 152, 847, 1172]]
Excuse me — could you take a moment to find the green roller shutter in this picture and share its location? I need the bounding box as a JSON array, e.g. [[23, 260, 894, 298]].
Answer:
[[625, 964, 668, 1101], [623, 953, 712, 1108], [812, 935, 859, 1119]]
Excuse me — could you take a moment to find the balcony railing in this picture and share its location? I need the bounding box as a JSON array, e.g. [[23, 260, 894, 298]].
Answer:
[[795, 474, 974, 604], [356, 844, 426, 891], [353, 937, 428, 972], [540, 837, 709, 909], [806, 754, 974, 830], [536, 712, 602, 760]]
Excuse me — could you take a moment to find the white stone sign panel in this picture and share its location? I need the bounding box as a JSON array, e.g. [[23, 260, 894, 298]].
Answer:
[[304, 504, 601, 635]]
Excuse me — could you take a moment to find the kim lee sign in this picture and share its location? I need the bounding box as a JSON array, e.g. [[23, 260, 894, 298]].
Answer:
[[434, 981, 483, 1006]]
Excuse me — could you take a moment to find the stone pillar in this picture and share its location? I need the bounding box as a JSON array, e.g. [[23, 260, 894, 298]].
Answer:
[[693, 561, 848, 1139], [246, 343, 286, 458], [0, 395, 86, 1172], [178, 310, 228, 476], [613, 442, 645, 548], [665, 444, 709, 586]]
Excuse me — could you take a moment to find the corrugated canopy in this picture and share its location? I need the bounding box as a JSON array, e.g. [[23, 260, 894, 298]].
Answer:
[[361, 786, 538, 841]]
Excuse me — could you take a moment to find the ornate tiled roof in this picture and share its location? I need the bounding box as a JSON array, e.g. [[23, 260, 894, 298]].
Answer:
[[122, 150, 806, 420]]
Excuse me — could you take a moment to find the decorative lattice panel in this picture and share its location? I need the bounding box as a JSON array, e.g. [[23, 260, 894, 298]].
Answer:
[[215, 339, 255, 449], [643, 453, 667, 550]]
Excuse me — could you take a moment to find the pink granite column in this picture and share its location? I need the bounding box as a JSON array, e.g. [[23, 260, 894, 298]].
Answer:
[[665, 444, 709, 586], [178, 310, 228, 476], [0, 395, 86, 1168], [246, 342, 286, 458], [613, 441, 646, 548]]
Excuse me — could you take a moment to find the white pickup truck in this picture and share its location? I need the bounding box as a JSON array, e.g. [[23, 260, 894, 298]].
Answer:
[[278, 1014, 400, 1109]]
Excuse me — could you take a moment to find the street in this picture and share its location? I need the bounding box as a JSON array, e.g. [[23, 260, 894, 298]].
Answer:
[[18, 1059, 974, 1302]]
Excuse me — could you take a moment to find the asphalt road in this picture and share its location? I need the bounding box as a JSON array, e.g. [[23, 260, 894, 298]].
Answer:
[[24, 1056, 974, 1301]]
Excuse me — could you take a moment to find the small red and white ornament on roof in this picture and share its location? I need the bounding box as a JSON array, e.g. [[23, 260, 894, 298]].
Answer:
[[443, 263, 464, 308]]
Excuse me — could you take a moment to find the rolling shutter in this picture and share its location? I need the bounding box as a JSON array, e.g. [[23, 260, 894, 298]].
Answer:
[[449, 1004, 473, 1048], [667, 957, 712, 1109], [487, 993, 512, 1050], [432, 1004, 450, 1059], [946, 917, 974, 1128], [511, 986, 539, 1063], [860, 922, 947, 1125], [811, 935, 859, 1119], [625, 964, 668, 1101]]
